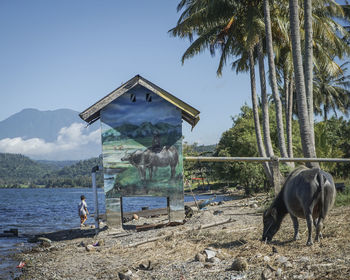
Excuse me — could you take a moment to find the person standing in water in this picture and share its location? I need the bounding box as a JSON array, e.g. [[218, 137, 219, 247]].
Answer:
[[78, 195, 89, 227]]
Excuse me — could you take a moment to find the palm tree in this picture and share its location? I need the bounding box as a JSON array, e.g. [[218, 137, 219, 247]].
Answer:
[[263, 0, 289, 160], [170, 0, 274, 181], [289, 0, 317, 164], [314, 61, 350, 121]]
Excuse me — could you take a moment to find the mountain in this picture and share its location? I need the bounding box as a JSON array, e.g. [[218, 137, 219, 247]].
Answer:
[[0, 153, 103, 188], [0, 108, 97, 142], [0, 108, 101, 160]]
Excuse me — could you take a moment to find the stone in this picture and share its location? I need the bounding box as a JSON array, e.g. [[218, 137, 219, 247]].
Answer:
[[263, 256, 271, 262], [250, 203, 258, 209], [261, 268, 273, 280], [231, 257, 248, 271], [85, 245, 95, 252], [277, 256, 288, 264], [132, 214, 139, 220], [204, 249, 216, 260], [276, 268, 282, 277], [195, 253, 206, 263], [208, 257, 220, 264]]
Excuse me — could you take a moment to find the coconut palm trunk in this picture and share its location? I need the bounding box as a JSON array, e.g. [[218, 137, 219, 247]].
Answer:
[[289, 0, 318, 166], [304, 0, 315, 148], [263, 0, 289, 159], [248, 48, 272, 181], [285, 73, 295, 167], [257, 39, 274, 159]]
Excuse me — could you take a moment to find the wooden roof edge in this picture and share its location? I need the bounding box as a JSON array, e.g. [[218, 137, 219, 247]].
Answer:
[[79, 75, 141, 123], [138, 76, 200, 118], [79, 75, 200, 128]]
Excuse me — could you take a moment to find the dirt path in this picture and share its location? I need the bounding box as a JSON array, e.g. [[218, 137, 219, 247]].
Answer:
[[15, 194, 350, 279]]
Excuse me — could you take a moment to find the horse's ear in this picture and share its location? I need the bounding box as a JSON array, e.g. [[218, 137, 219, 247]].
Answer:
[[271, 207, 277, 221]]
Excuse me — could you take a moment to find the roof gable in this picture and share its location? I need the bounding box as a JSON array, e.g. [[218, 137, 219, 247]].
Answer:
[[79, 75, 200, 128]]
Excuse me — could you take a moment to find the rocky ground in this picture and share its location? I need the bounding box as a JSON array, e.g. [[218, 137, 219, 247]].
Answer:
[[14, 193, 350, 280]]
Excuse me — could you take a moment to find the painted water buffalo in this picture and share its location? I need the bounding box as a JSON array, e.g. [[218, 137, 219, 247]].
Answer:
[[121, 145, 179, 180], [145, 145, 178, 179], [121, 150, 148, 180], [262, 166, 336, 246]]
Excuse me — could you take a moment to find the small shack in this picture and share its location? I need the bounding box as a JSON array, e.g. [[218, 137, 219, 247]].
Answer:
[[80, 75, 200, 228]]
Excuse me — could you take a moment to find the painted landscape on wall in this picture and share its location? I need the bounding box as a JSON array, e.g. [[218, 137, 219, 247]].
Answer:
[[100, 85, 183, 201]]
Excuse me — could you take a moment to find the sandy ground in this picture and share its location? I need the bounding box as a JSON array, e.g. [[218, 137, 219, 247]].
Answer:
[[14, 193, 350, 280]]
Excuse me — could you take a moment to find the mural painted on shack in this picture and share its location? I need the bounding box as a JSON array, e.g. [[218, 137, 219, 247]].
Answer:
[[100, 85, 184, 225]]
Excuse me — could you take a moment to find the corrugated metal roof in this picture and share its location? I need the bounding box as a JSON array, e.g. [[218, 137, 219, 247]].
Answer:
[[79, 75, 200, 128]]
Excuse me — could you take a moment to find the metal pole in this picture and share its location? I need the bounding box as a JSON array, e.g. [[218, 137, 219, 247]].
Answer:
[[91, 165, 100, 231]]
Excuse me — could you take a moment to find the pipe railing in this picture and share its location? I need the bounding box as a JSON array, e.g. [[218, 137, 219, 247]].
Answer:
[[184, 156, 350, 163]]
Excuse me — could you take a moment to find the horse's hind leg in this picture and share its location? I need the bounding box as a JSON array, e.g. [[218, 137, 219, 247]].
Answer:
[[290, 214, 300, 241]]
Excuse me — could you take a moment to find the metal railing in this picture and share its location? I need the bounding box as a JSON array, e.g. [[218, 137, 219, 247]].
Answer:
[[183, 156, 350, 195]]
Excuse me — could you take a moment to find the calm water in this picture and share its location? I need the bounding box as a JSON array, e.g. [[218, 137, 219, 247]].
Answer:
[[0, 188, 232, 279]]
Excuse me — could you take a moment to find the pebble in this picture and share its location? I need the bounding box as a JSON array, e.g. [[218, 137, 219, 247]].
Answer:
[[204, 248, 216, 260], [263, 256, 271, 262], [231, 257, 248, 271], [85, 245, 95, 252], [261, 268, 273, 280], [195, 253, 206, 263], [277, 255, 288, 264], [208, 257, 220, 264], [133, 214, 139, 220]]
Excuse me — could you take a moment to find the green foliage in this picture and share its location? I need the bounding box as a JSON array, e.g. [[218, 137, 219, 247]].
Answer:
[[0, 153, 103, 188], [214, 105, 266, 194], [335, 182, 350, 207]]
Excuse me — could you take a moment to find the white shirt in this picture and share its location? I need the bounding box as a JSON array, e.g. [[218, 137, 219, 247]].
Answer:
[[78, 200, 87, 216]]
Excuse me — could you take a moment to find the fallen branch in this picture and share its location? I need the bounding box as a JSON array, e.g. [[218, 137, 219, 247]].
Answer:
[[197, 218, 235, 230], [126, 234, 171, 248]]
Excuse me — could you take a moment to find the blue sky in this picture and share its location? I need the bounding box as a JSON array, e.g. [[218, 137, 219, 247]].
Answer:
[[0, 0, 252, 146]]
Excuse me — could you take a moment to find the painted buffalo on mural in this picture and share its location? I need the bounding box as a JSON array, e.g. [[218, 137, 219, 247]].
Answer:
[[262, 166, 336, 246], [121, 145, 179, 180]]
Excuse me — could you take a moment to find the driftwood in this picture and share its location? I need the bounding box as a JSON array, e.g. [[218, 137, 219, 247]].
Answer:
[[127, 234, 172, 248], [126, 218, 235, 248], [196, 218, 235, 230]]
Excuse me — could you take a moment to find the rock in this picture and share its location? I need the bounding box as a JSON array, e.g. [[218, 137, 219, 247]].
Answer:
[[261, 268, 273, 280], [218, 201, 225, 205], [277, 256, 288, 264], [195, 253, 206, 263], [250, 203, 258, 209], [231, 257, 248, 271], [299, 256, 310, 262], [263, 256, 271, 262], [213, 210, 223, 215], [208, 257, 220, 264], [86, 245, 95, 252], [204, 248, 216, 260], [276, 268, 282, 277], [284, 261, 293, 268], [132, 214, 139, 220], [37, 237, 52, 246], [185, 205, 194, 218]]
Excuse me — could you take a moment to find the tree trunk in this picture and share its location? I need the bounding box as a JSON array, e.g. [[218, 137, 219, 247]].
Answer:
[[286, 73, 295, 167], [289, 0, 318, 167], [304, 0, 315, 149], [248, 48, 272, 181], [257, 39, 274, 159], [263, 0, 289, 159]]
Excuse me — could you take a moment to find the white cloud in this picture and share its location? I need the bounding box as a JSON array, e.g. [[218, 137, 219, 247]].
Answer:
[[0, 123, 101, 160]]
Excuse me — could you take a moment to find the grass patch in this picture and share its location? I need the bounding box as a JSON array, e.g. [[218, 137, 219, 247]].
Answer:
[[335, 181, 350, 207]]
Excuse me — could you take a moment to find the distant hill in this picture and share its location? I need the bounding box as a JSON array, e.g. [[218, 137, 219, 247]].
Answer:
[[0, 108, 99, 142], [0, 153, 102, 188]]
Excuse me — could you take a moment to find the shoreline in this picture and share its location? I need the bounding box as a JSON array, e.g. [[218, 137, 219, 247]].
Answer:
[[14, 194, 350, 279]]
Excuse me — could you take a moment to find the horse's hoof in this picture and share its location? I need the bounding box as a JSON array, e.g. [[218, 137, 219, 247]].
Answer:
[[306, 241, 313, 246]]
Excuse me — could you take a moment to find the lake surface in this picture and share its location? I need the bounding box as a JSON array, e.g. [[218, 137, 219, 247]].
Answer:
[[0, 188, 233, 279]]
